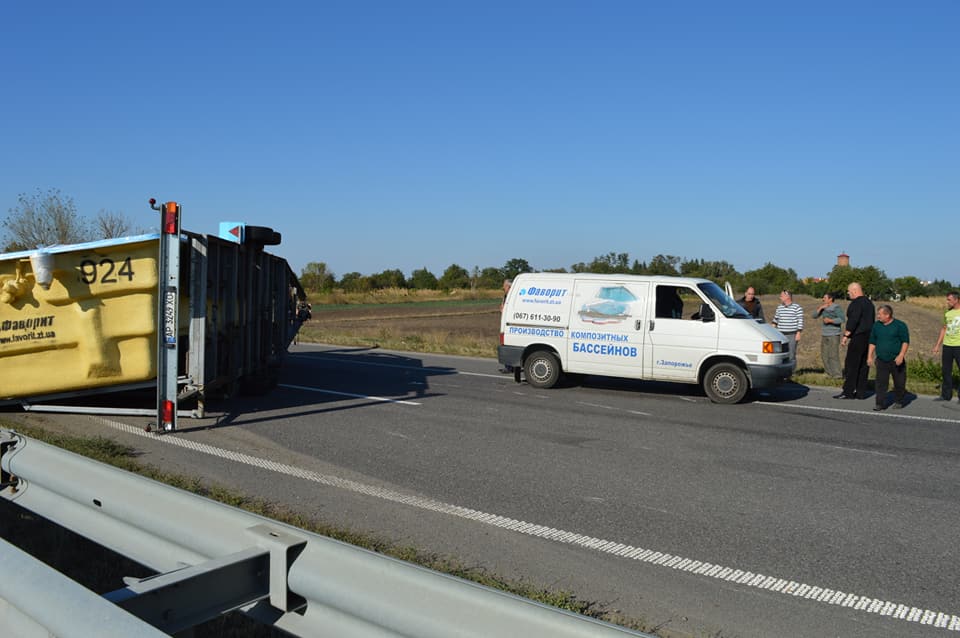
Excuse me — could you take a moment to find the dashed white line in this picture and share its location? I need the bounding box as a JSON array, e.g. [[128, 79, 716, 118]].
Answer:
[[810, 442, 898, 458], [279, 384, 421, 405], [91, 415, 960, 633], [760, 400, 960, 425]]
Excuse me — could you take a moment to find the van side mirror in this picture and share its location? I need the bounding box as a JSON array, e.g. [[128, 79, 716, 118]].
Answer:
[[699, 303, 715, 322]]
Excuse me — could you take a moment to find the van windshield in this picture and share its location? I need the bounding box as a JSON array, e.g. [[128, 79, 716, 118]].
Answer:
[[697, 282, 752, 319]]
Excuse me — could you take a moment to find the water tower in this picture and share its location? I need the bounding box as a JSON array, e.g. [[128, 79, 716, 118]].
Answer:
[[837, 252, 850, 267]]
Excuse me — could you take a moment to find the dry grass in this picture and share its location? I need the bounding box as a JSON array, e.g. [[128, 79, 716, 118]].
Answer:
[[298, 297, 501, 357], [308, 287, 502, 306]]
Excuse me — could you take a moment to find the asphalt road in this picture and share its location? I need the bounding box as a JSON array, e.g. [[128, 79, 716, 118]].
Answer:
[[12, 344, 960, 637]]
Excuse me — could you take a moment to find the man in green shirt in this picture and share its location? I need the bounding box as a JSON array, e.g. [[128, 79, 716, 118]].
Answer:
[[868, 304, 910, 411], [932, 291, 960, 403]]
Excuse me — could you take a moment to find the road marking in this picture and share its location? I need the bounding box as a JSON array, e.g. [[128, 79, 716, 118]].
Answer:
[[278, 384, 421, 405], [759, 401, 960, 425], [577, 401, 618, 410], [577, 402, 652, 418], [288, 352, 504, 379], [93, 416, 960, 633], [810, 442, 898, 458]]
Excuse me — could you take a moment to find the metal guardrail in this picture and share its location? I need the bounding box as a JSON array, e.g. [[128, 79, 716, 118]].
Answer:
[[0, 429, 652, 637]]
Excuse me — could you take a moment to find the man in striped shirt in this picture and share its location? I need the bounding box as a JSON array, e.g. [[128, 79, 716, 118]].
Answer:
[[772, 290, 804, 362]]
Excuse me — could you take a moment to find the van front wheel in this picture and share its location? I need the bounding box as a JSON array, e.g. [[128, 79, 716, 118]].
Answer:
[[524, 351, 561, 389], [703, 363, 748, 404]]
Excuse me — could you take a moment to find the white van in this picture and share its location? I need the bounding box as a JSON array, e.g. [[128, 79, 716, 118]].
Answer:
[[498, 273, 794, 403]]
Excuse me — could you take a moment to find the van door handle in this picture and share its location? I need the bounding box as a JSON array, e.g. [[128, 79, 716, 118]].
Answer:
[[648, 319, 655, 332], [635, 319, 642, 331]]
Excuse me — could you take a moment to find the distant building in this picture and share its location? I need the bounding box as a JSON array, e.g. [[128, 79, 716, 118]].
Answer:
[[837, 252, 850, 267]]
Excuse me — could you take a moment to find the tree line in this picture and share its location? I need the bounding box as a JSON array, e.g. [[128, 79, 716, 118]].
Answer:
[[3, 190, 951, 300], [301, 251, 955, 300]]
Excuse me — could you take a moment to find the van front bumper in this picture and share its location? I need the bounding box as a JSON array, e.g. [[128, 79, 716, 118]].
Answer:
[[498, 345, 524, 367], [747, 361, 795, 388]]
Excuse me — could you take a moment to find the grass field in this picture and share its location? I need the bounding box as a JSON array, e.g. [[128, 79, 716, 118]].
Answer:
[[299, 290, 954, 396]]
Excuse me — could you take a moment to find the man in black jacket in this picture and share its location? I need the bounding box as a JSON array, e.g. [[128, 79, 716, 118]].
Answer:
[[835, 282, 875, 399]]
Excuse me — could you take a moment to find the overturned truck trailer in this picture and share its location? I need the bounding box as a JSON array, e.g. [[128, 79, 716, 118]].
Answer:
[[0, 200, 308, 428]]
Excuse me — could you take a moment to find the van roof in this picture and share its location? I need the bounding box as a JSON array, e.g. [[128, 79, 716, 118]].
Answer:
[[513, 272, 713, 286]]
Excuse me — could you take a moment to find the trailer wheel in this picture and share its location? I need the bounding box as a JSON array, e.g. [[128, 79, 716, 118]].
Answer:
[[703, 362, 748, 404], [245, 225, 282, 246], [523, 350, 561, 389]]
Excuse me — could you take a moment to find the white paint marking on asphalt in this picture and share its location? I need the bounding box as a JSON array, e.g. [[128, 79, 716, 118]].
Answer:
[[759, 401, 960, 425], [578, 402, 652, 418], [93, 416, 960, 633], [810, 443, 897, 458], [577, 402, 617, 410], [278, 384, 421, 405], [288, 352, 504, 379]]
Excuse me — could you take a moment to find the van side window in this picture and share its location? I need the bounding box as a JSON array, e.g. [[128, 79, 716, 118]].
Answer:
[[655, 286, 684, 319], [656, 286, 702, 319]]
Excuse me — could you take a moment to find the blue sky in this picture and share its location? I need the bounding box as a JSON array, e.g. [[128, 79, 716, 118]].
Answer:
[[1, 1, 956, 283]]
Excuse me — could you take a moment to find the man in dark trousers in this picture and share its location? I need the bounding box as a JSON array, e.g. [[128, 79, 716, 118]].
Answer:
[[868, 304, 910, 410], [836, 282, 875, 399]]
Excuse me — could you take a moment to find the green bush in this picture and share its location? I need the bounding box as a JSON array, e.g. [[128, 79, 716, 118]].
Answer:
[[909, 355, 958, 385]]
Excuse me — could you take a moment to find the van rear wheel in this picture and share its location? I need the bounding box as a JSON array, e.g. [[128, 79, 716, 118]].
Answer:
[[524, 350, 561, 389], [703, 363, 748, 404]]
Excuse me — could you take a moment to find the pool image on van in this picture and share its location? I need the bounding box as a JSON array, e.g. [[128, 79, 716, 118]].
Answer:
[[578, 285, 637, 325]]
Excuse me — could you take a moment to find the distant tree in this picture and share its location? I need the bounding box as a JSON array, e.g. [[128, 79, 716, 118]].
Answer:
[[3, 188, 91, 249], [892, 276, 925, 300], [300, 262, 336, 292], [339, 271, 370, 292], [647, 254, 681, 276], [573, 252, 631, 274], [630, 259, 647, 274], [799, 279, 831, 299], [502, 258, 532, 280], [743, 262, 799, 295], [409, 267, 438, 290], [94, 209, 138, 238], [542, 267, 567, 273], [924, 279, 956, 296], [681, 258, 740, 285], [826, 265, 855, 297], [438, 264, 470, 290], [369, 269, 406, 289], [478, 267, 503, 289], [852, 266, 891, 300]]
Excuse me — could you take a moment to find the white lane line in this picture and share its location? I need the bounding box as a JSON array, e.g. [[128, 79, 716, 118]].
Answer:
[[759, 401, 960, 425], [577, 402, 618, 410], [93, 416, 960, 632], [578, 402, 652, 417], [288, 353, 504, 379], [278, 384, 421, 405], [810, 443, 898, 458]]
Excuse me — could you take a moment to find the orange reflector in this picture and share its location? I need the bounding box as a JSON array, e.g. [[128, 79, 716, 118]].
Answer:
[[163, 202, 179, 234], [762, 341, 775, 353], [499, 333, 505, 346]]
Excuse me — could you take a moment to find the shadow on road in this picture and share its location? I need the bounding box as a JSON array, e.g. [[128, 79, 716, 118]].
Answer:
[[186, 346, 456, 432]]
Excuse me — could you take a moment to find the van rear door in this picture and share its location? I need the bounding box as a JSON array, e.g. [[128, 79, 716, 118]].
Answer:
[[567, 279, 648, 378]]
